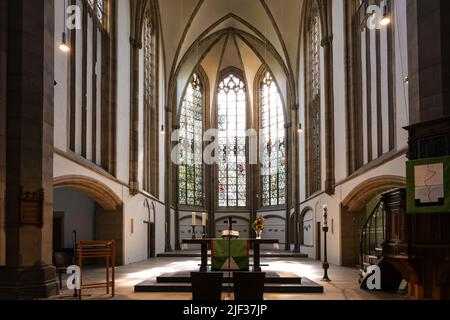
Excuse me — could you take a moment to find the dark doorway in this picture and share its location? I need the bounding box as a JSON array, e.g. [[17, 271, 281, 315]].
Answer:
[[316, 222, 321, 260], [53, 212, 64, 250], [148, 222, 155, 258], [144, 200, 156, 258]]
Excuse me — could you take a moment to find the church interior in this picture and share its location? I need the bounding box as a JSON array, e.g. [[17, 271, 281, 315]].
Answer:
[[1, 0, 450, 301]]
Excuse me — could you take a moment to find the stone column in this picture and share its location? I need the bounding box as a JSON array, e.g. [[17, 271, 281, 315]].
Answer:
[[0, 0, 58, 299], [402, 0, 450, 299], [322, 0, 336, 196], [164, 107, 173, 252], [0, 0, 7, 267], [408, 0, 450, 124], [284, 123, 291, 251], [129, 39, 141, 195], [293, 105, 301, 253]]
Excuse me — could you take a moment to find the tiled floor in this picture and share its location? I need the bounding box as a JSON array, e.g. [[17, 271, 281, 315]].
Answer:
[[49, 257, 406, 300]]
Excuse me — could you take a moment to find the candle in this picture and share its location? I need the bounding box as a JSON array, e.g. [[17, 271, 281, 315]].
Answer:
[[202, 213, 207, 226], [192, 212, 196, 226], [323, 205, 328, 227]]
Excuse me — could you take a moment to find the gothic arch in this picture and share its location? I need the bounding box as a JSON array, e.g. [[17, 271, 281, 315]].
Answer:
[[300, 0, 335, 196], [53, 175, 124, 264], [53, 175, 122, 211], [342, 175, 407, 212]]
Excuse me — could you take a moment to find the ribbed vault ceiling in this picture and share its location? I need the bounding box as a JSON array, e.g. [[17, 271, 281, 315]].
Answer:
[[158, 0, 305, 110]]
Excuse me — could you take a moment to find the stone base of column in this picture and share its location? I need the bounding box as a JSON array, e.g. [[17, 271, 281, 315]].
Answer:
[[0, 265, 58, 299]]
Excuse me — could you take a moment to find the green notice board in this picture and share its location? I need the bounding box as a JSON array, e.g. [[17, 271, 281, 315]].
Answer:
[[211, 239, 249, 271], [406, 156, 450, 214]]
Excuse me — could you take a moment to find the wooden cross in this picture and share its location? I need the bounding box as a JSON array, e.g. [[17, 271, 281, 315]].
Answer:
[[226, 217, 237, 231]]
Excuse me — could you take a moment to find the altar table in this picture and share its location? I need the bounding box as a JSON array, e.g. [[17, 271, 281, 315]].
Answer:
[[181, 238, 279, 272]]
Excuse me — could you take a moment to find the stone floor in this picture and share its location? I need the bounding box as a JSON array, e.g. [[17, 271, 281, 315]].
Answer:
[[48, 257, 406, 300]]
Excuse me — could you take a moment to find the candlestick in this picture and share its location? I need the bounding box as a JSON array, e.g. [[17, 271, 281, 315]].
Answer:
[[322, 205, 331, 282], [192, 225, 197, 239], [202, 212, 207, 226], [323, 205, 328, 227]]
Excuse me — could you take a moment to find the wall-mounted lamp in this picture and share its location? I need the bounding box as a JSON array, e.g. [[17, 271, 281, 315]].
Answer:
[[404, 77, 410, 85], [160, 125, 165, 134], [298, 123, 304, 133], [59, 32, 70, 53], [379, 4, 391, 26]]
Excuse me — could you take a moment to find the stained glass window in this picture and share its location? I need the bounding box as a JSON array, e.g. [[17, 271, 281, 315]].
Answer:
[[87, 0, 105, 25], [96, 0, 104, 23], [143, 14, 154, 193], [309, 12, 322, 194], [260, 72, 286, 207], [217, 74, 247, 208], [179, 74, 204, 207]]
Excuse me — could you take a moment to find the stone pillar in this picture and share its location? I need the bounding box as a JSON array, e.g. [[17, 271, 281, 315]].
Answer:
[[284, 123, 291, 251], [0, 0, 7, 267], [402, 0, 450, 299], [164, 107, 173, 252], [0, 0, 58, 299], [408, 0, 450, 124], [293, 105, 301, 253], [129, 40, 141, 196], [322, 0, 336, 196]]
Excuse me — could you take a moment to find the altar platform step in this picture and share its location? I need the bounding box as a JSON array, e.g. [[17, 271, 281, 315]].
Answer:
[[157, 250, 308, 259], [135, 271, 323, 294]]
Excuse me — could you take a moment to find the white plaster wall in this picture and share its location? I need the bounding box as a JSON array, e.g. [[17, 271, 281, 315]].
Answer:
[[258, 210, 286, 248], [300, 153, 407, 265], [332, 0, 348, 182], [54, 188, 96, 248], [115, 0, 131, 183], [123, 194, 166, 264], [54, 154, 167, 264], [297, 0, 410, 265]]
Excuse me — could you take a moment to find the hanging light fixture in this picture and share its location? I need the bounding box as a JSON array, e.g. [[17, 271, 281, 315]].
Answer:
[[298, 123, 304, 133], [59, 32, 70, 52], [59, 0, 70, 52], [379, 3, 391, 26], [161, 124, 165, 134]]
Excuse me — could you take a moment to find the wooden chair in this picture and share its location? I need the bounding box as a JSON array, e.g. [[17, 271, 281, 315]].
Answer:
[[191, 272, 224, 301], [233, 272, 266, 300]]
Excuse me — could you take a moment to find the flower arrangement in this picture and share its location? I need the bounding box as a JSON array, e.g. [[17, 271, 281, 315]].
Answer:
[[252, 216, 265, 232]]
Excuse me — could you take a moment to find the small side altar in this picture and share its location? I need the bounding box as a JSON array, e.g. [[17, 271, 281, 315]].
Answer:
[[181, 238, 279, 272]]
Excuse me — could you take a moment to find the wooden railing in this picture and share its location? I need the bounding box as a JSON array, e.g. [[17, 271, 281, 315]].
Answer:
[[360, 199, 386, 270]]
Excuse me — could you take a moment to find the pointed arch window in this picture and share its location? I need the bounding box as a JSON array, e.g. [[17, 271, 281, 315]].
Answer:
[[217, 74, 247, 208], [143, 12, 159, 195], [179, 74, 204, 207], [87, 0, 105, 25], [306, 9, 322, 196], [260, 72, 286, 207]]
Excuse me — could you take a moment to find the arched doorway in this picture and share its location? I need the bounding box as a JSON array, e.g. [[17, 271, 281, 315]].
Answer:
[[341, 175, 406, 267], [53, 175, 124, 265]]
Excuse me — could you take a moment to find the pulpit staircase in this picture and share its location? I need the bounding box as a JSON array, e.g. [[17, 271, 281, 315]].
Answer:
[[359, 191, 405, 291], [359, 199, 386, 288]]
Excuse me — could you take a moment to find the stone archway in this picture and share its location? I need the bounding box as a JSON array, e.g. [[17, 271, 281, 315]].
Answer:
[[340, 175, 406, 267], [342, 175, 406, 212], [54, 175, 124, 265]]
